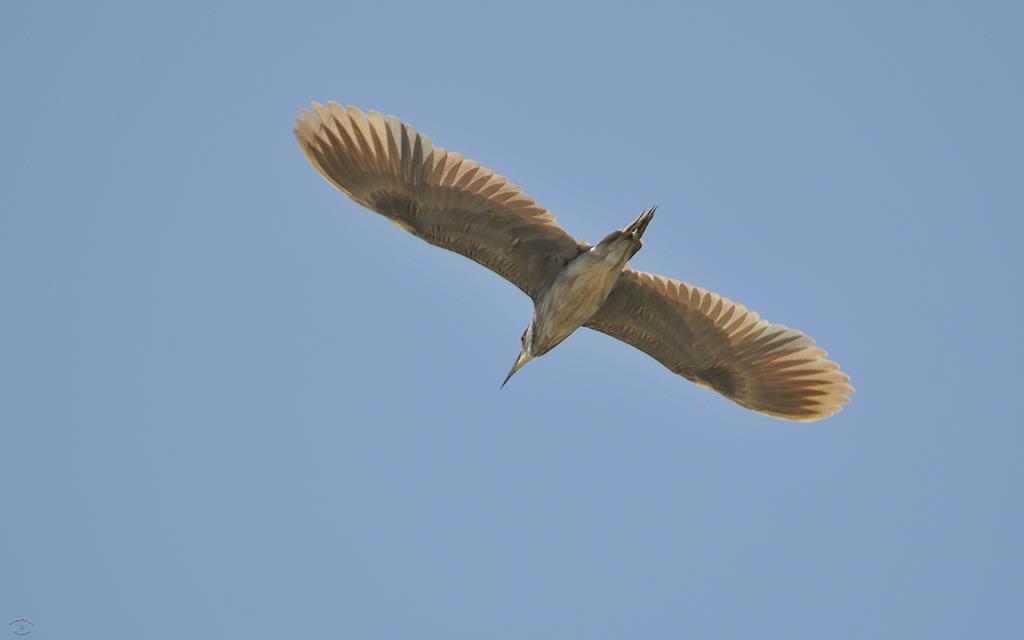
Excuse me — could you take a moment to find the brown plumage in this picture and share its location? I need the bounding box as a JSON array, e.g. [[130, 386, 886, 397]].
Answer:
[[294, 102, 853, 422], [294, 102, 585, 300], [587, 271, 851, 421]]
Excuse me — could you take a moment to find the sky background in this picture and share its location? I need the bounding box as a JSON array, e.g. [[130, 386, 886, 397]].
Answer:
[[2, 1, 1022, 638]]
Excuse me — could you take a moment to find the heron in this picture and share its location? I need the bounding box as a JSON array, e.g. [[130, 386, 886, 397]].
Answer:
[[294, 102, 853, 422]]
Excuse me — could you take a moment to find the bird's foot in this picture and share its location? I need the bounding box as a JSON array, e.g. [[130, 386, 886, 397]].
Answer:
[[625, 206, 657, 240]]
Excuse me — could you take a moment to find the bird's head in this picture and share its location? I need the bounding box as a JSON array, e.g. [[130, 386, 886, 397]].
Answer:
[[501, 324, 535, 388]]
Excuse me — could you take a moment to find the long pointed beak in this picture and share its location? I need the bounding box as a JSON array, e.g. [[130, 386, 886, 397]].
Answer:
[[501, 350, 533, 389]]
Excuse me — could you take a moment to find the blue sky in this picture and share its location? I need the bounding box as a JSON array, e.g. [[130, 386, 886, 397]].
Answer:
[[2, 1, 1021, 638]]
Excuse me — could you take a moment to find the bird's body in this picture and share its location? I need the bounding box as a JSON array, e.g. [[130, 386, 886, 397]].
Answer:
[[295, 102, 853, 422], [532, 235, 637, 353], [507, 209, 654, 383]]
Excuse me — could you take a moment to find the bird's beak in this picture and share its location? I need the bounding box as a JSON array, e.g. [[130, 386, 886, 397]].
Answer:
[[501, 350, 533, 389]]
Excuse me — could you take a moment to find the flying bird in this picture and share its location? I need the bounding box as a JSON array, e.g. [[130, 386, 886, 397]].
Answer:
[[294, 103, 853, 422]]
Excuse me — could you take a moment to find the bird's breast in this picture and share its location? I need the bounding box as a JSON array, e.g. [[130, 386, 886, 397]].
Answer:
[[531, 248, 629, 354]]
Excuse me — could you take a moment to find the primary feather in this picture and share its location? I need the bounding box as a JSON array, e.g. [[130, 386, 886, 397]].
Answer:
[[294, 103, 585, 300]]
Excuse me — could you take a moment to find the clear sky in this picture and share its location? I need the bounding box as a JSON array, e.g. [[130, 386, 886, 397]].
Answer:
[[2, 1, 1021, 638]]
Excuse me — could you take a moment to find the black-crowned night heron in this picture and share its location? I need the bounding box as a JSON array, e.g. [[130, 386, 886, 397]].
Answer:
[[294, 103, 853, 422]]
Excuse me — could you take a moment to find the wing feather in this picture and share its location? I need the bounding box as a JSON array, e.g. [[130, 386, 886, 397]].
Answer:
[[295, 103, 585, 299], [586, 269, 853, 422]]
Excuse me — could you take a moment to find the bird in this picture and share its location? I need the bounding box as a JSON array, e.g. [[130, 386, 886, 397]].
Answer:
[[293, 102, 853, 422]]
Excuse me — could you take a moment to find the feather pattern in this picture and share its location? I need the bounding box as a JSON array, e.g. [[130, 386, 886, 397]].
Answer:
[[294, 103, 585, 299], [587, 269, 853, 422], [295, 102, 852, 422]]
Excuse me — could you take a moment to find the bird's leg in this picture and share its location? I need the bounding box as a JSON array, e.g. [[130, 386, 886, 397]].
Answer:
[[595, 206, 657, 263], [624, 205, 657, 240]]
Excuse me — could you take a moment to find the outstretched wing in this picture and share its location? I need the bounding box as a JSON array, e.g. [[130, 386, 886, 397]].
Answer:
[[586, 269, 853, 422], [294, 102, 586, 300]]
